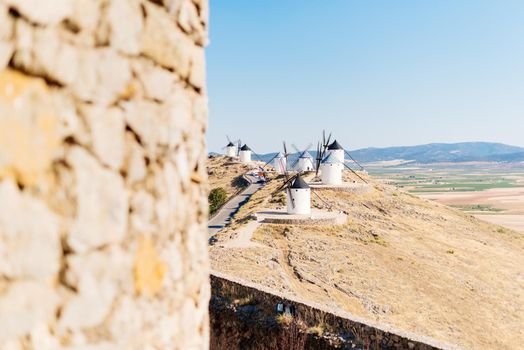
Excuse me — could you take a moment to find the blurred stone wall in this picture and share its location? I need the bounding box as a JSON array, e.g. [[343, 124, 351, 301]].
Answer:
[[0, 0, 209, 348]]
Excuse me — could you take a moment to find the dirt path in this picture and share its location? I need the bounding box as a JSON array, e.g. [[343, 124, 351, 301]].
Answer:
[[222, 220, 264, 249]]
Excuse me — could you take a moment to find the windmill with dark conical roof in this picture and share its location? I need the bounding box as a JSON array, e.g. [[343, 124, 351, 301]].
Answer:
[[314, 130, 367, 184], [222, 135, 240, 158], [239, 144, 252, 163], [327, 140, 344, 163], [268, 141, 310, 214], [273, 172, 311, 215], [319, 152, 344, 185]]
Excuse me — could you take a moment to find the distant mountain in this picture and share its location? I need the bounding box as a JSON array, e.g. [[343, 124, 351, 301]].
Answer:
[[211, 142, 524, 165], [350, 142, 524, 164]]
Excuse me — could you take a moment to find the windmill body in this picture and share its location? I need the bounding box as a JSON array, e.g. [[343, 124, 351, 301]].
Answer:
[[239, 144, 252, 163], [225, 142, 237, 157], [296, 151, 314, 172], [286, 175, 311, 215], [320, 153, 343, 185], [272, 152, 287, 174], [327, 140, 345, 163]]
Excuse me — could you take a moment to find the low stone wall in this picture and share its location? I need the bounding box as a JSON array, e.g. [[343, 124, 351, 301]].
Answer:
[[210, 272, 462, 350]]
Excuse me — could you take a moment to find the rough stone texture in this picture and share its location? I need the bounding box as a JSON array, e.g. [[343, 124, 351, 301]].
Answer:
[[0, 0, 209, 348]]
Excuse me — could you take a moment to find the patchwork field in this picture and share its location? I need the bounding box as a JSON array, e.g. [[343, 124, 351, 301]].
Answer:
[[368, 163, 524, 233]]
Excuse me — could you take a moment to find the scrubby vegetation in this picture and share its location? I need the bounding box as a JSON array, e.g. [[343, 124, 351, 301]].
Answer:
[[209, 187, 228, 215]]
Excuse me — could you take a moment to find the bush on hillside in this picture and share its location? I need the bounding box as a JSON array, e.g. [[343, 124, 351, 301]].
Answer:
[[209, 187, 228, 215]]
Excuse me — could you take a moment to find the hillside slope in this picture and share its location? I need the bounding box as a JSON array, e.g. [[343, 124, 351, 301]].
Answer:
[[209, 170, 524, 349], [207, 155, 251, 200]]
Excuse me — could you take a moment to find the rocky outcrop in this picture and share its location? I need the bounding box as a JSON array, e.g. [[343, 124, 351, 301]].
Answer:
[[0, 0, 209, 348]]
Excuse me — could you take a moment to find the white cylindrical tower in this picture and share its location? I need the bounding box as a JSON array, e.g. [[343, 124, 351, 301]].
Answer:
[[327, 140, 345, 163], [273, 153, 287, 174], [225, 142, 236, 157], [320, 153, 343, 185], [239, 144, 252, 163], [296, 151, 314, 172], [286, 175, 310, 215]]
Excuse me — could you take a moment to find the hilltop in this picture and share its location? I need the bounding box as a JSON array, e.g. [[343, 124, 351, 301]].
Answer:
[[208, 156, 524, 349]]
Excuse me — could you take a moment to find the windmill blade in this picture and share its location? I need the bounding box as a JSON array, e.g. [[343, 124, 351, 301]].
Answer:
[[251, 149, 264, 163], [272, 174, 296, 195], [286, 173, 300, 209], [315, 141, 322, 176], [262, 153, 280, 169], [344, 150, 365, 170], [323, 131, 332, 148], [282, 141, 292, 178], [304, 143, 313, 152], [283, 141, 289, 157], [290, 156, 301, 170], [343, 162, 368, 184], [292, 144, 301, 154], [311, 188, 331, 209], [295, 143, 314, 159], [226, 135, 232, 143], [237, 140, 242, 156], [286, 187, 296, 209], [277, 156, 287, 173]]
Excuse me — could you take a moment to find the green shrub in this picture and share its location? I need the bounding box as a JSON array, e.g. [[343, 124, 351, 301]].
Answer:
[[209, 187, 228, 215]]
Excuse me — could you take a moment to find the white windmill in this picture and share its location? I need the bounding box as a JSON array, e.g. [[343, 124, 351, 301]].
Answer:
[[222, 136, 240, 158], [292, 144, 314, 172], [239, 144, 252, 163], [314, 131, 368, 184], [285, 174, 311, 215], [272, 152, 287, 174], [327, 140, 344, 163], [272, 143, 311, 215], [319, 152, 343, 185]]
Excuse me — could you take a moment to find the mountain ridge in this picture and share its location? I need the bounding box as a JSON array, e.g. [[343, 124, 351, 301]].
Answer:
[[211, 142, 524, 165]]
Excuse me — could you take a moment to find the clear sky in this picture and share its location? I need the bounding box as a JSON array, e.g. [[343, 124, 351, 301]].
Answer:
[[206, 1, 524, 153]]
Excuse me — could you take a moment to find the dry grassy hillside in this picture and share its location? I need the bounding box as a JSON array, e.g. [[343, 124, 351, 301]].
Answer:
[[210, 171, 524, 349], [207, 156, 251, 199]]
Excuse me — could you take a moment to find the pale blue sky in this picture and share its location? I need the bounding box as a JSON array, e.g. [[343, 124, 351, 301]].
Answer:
[[206, 1, 524, 153]]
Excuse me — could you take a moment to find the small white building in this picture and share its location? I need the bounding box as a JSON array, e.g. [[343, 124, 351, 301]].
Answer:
[[287, 175, 310, 215], [296, 151, 314, 172], [239, 144, 252, 163], [225, 142, 236, 157], [273, 152, 287, 174], [320, 153, 343, 185], [327, 140, 345, 163]]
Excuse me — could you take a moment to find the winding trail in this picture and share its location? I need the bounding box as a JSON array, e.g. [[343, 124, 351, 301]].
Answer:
[[208, 174, 265, 236]]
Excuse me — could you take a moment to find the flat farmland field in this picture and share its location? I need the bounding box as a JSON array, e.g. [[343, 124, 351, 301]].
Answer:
[[368, 162, 524, 234]]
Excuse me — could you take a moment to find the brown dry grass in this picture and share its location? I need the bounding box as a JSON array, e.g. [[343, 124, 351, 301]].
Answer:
[[207, 156, 250, 199], [210, 170, 524, 349]]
